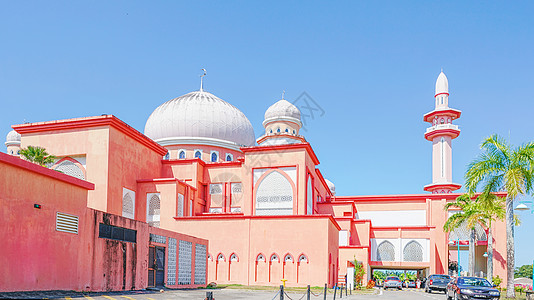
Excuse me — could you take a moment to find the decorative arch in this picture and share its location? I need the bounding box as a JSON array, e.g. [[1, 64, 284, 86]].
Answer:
[[254, 169, 296, 216], [52, 157, 86, 180], [270, 253, 279, 262], [179, 150, 186, 159], [122, 188, 135, 219], [216, 253, 225, 262], [377, 240, 395, 261], [207, 253, 213, 261], [284, 253, 294, 263], [256, 253, 266, 262], [403, 240, 423, 262], [230, 253, 239, 262], [297, 253, 308, 263]]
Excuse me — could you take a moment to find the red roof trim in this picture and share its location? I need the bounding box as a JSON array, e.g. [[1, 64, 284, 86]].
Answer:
[[371, 225, 436, 230], [256, 134, 306, 145], [424, 128, 460, 141], [162, 158, 206, 166], [241, 142, 320, 165], [0, 152, 94, 190], [174, 214, 341, 230], [315, 168, 333, 196], [339, 245, 370, 249], [12, 115, 167, 156], [423, 108, 461, 123], [137, 177, 198, 190]]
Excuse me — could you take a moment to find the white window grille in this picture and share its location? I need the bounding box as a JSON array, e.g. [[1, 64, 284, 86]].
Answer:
[[178, 240, 192, 285], [377, 241, 395, 261], [255, 171, 294, 216], [195, 244, 207, 284], [146, 193, 161, 228], [168, 238, 177, 285], [307, 176, 313, 215], [122, 188, 135, 219], [177, 193, 184, 217], [403, 241, 423, 262], [56, 212, 79, 234], [210, 184, 223, 194], [54, 159, 85, 180]]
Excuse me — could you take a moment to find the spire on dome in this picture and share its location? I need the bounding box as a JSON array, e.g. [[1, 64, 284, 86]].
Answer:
[[435, 71, 449, 96], [200, 68, 207, 91]]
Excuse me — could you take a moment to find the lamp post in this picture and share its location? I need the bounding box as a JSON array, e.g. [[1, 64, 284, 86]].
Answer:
[[515, 201, 533, 288], [449, 237, 461, 276]]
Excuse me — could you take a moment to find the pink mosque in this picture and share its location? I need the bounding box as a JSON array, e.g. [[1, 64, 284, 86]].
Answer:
[[1, 71, 508, 291]]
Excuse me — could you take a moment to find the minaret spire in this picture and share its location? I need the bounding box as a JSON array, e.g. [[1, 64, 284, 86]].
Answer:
[[200, 68, 207, 91], [423, 70, 462, 194]]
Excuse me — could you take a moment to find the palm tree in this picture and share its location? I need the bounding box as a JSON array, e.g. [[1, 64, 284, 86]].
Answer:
[[464, 134, 534, 298], [473, 191, 506, 283], [444, 194, 480, 276], [19, 145, 56, 167]]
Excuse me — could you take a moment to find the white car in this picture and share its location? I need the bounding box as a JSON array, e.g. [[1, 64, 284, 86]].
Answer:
[[384, 276, 402, 290]]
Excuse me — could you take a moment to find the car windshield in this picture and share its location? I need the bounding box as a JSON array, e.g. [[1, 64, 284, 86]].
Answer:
[[432, 275, 451, 280], [386, 277, 400, 280], [458, 278, 492, 287]]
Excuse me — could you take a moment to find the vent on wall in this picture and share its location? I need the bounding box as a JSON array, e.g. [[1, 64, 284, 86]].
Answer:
[[56, 212, 79, 234]]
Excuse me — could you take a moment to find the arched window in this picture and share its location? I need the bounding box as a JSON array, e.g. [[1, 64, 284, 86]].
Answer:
[[195, 151, 202, 159], [207, 254, 213, 261], [217, 253, 225, 262], [211, 151, 218, 162], [147, 193, 161, 228], [226, 154, 233, 161], [255, 171, 294, 216], [270, 254, 279, 262], [270, 129, 273, 133], [53, 159, 85, 180], [403, 241, 423, 262], [122, 190, 135, 219], [306, 176, 313, 215], [284, 254, 293, 263], [277, 128, 281, 133], [293, 130, 296, 134], [285, 128, 289, 133], [298, 254, 308, 263], [163, 152, 170, 160], [230, 253, 238, 262], [179, 150, 186, 159], [377, 241, 395, 261], [257, 254, 265, 262]]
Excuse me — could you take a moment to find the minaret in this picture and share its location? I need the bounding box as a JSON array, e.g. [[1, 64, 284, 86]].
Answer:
[[423, 71, 462, 193], [5, 129, 21, 156]]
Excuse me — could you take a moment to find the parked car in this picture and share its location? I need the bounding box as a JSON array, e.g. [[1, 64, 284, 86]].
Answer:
[[446, 276, 500, 300], [384, 276, 402, 290], [425, 274, 452, 293], [404, 280, 416, 288]]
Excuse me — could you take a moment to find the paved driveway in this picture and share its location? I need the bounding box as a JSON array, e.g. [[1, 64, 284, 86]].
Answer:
[[0, 288, 449, 300]]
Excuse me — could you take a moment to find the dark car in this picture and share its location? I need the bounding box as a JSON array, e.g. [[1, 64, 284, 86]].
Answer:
[[446, 276, 500, 300], [425, 274, 451, 293]]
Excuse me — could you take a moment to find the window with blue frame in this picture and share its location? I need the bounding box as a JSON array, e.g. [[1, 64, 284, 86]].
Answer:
[[226, 154, 232, 161], [179, 151, 186, 159]]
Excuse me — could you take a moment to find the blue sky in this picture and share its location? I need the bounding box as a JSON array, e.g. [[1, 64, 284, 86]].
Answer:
[[1, 1, 533, 267]]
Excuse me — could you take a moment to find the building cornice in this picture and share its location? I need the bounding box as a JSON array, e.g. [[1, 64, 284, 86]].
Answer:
[[241, 142, 320, 165], [0, 152, 94, 190], [423, 108, 462, 123], [12, 115, 168, 156]]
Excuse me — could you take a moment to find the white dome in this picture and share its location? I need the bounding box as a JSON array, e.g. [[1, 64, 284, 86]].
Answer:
[[144, 90, 255, 148], [435, 71, 449, 95], [324, 178, 335, 195], [5, 129, 21, 144], [263, 99, 302, 127]]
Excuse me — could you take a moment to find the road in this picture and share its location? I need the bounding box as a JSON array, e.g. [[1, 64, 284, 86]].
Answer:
[[74, 288, 447, 300], [0, 288, 450, 300]]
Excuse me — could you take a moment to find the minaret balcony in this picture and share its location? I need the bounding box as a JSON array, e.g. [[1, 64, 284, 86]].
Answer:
[[424, 124, 460, 141]]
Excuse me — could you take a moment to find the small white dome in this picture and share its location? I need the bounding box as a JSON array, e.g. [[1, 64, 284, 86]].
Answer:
[[5, 129, 21, 144], [435, 71, 449, 95], [144, 90, 255, 147], [264, 99, 302, 127], [324, 178, 335, 195]]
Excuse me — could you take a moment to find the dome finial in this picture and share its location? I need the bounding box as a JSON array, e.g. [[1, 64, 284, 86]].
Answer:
[[200, 68, 207, 91], [281, 90, 285, 100]]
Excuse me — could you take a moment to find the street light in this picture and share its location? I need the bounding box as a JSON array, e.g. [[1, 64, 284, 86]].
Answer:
[[449, 237, 461, 275], [514, 201, 534, 287]]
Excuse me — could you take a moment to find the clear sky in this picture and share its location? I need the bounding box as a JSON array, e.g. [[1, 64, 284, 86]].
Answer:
[[1, 1, 533, 267]]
